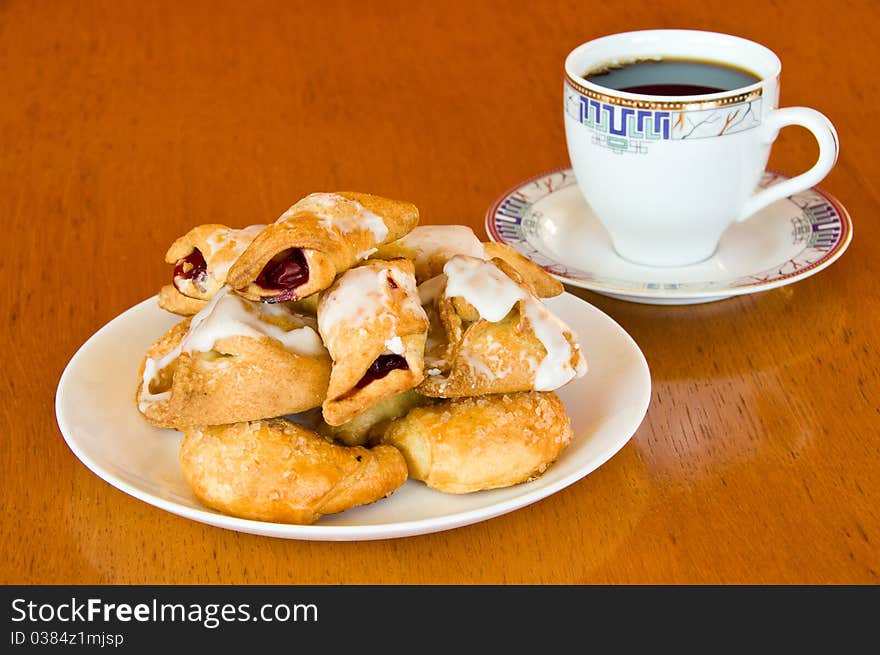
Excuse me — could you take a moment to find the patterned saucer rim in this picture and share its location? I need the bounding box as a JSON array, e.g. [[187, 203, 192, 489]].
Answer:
[[484, 166, 852, 300]]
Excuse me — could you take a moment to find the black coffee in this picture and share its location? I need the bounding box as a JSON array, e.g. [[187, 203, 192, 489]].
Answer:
[[584, 58, 760, 96]]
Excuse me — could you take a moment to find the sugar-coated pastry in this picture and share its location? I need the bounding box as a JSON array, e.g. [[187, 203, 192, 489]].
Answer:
[[157, 284, 209, 316], [166, 224, 264, 300], [382, 392, 573, 494], [180, 419, 408, 524], [318, 259, 429, 426], [137, 287, 330, 428], [227, 192, 419, 303], [317, 389, 432, 447], [372, 225, 562, 297], [417, 255, 586, 398]]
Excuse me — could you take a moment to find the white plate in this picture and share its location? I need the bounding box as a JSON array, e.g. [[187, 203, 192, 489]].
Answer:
[[486, 168, 852, 305], [55, 293, 651, 541]]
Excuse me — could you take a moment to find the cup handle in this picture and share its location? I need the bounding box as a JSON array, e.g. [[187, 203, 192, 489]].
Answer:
[[736, 107, 839, 222]]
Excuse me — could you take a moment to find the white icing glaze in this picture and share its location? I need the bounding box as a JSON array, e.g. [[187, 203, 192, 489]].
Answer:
[[204, 224, 264, 282], [356, 247, 378, 261], [317, 266, 391, 338], [204, 224, 264, 257], [184, 288, 326, 357], [280, 193, 388, 242], [443, 256, 524, 322], [384, 336, 405, 355], [417, 274, 447, 305], [391, 225, 485, 260], [522, 299, 587, 390], [392, 270, 424, 324], [318, 264, 425, 340], [442, 255, 587, 390], [140, 288, 326, 405]]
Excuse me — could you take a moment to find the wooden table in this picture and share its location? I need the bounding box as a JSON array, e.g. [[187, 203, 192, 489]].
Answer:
[[2, 0, 877, 584]]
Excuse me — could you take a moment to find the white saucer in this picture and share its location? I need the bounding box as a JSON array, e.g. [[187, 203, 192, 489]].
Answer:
[[485, 168, 852, 305]]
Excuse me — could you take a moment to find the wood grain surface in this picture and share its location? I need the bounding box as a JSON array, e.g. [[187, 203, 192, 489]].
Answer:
[[2, 0, 878, 584]]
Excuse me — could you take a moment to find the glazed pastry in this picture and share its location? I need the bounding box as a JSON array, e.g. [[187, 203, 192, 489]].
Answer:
[[373, 225, 562, 297], [157, 281, 318, 322], [417, 255, 586, 398], [180, 419, 408, 524], [317, 389, 432, 447], [382, 392, 573, 494], [166, 224, 264, 300], [157, 284, 208, 316], [481, 242, 563, 298], [137, 287, 331, 428], [227, 192, 419, 303], [135, 317, 192, 428], [318, 259, 429, 426], [372, 225, 486, 282]]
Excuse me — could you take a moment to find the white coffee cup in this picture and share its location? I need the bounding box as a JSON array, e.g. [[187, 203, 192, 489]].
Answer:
[[564, 29, 839, 267]]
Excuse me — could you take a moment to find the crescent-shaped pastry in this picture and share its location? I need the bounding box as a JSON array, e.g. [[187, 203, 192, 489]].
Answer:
[[165, 224, 265, 300], [137, 287, 331, 428], [180, 419, 408, 524], [318, 259, 429, 426], [157, 284, 209, 316], [227, 192, 419, 303], [372, 225, 562, 297], [417, 255, 586, 398], [382, 391, 573, 494]]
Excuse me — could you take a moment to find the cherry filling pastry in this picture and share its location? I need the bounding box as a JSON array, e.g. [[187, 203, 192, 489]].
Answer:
[[173, 249, 208, 292], [256, 248, 310, 302], [355, 354, 409, 389]]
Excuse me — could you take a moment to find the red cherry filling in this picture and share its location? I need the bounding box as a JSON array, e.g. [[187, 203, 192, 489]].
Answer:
[[256, 248, 309, 302], [355, 354, 409, 389], [173, 249, 207, 292]]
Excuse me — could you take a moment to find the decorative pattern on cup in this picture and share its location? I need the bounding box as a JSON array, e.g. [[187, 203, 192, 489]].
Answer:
[[564, 78, 764, 154]]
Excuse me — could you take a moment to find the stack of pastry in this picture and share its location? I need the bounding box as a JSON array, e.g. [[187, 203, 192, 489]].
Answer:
[[137, 192, 587, 525]]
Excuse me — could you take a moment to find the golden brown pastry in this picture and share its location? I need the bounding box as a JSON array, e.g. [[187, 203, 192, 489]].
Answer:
[[318, 259, 429, 426], [372, 225, 562, 297], [417, 255, 586, 398], [317, 389, 432, 447], [157, 284, 209, 316], [286, 293, 319, 317], [180, 419, 408, 524], [481, 242, 563, 298], [227, 192, 419, 303], [135, 317, 192, 428], [382, 392, 573, 494], [137, 288, 331, 428], [373, 224, 486, 282], [166, 224, 264, 300]]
